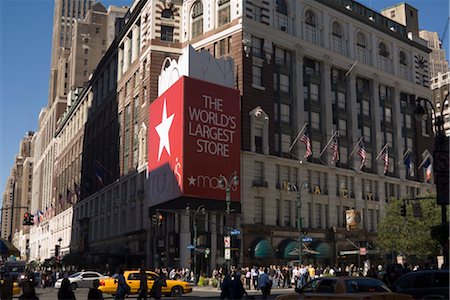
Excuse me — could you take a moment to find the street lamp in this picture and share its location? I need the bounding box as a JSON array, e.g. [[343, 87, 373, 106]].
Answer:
[[414, 96, 449, 267], [286, 180, 310, 265], [186, 204, 206, 281], [218, 172, 239, 270]]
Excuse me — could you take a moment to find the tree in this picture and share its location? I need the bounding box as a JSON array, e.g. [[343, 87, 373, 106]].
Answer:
[[377, 197, 441, 261]]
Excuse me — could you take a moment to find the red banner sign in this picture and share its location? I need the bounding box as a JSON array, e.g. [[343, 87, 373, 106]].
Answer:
[[148, 76, 240, 206]]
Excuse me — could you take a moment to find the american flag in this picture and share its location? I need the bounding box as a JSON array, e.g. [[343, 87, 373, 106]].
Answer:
[[300, 128, 312, 158], [423, 157, 432, 182], [330, 135, 339, 164], [357, 140, 367, 170], [380, 146, 389, 174]]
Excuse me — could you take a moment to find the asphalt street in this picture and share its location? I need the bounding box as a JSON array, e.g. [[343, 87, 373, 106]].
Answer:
[[29, 286, 294, 299]]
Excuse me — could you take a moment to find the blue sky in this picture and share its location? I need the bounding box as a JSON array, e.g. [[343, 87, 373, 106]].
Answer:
[[0, 0, 449, 193]]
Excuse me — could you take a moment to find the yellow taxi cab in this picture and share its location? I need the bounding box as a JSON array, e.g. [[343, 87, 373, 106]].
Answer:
[[276, 276, 412, 300], [99, 270, 193, 297], [0, 280, 21, 295]]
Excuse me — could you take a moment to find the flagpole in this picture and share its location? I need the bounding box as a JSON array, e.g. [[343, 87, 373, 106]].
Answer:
[[348, 136, 364, 159], [417, 153, 432, 170], [289, 123, 308, 152], [375, 143, 388, 160], [319, 130, 338, 158], [397, 148, 411, 166]]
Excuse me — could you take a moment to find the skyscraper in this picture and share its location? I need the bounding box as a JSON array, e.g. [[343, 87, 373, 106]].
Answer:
[[48, 0, 94, 105]]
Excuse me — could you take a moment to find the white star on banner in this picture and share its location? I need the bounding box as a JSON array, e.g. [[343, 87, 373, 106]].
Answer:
[[155, 99, 175, 161], [188, 175, 196, 186]]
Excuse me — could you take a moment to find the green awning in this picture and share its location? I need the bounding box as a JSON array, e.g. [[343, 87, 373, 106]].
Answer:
[[0, 238, 19, 257], [253, 239, 274, 258], [283, 240, 298, 258], [310, 241, 331, 259]]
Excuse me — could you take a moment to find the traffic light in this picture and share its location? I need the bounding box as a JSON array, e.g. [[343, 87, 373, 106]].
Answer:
[[151, 214, 158, 226], [55, 244, 60, 258], [400, 202, 407, 217], [23, 213, 34, 226], [157, 212, 164, 226]]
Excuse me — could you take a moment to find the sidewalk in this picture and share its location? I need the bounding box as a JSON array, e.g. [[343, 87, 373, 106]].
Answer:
[[194, 285, 294, 294]]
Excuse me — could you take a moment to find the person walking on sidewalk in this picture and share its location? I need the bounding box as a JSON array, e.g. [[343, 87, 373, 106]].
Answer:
[[137, 269, 148, 300], [219, 269, 232, 299], [258, 268, 272, 300], [251, 266, 259, 290]]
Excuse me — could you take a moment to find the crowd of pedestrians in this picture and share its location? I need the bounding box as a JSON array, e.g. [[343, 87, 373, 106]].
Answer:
[[210, 261, 438, 299]]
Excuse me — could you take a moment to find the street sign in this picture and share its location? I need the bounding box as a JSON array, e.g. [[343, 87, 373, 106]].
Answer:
[[339, 250, 359, 255], [225, 248, 231, 260], [187, 245, 195, 250], [230, 229, 241, 235], [224, 236, 231, 247], [302, 237, 313, 242]]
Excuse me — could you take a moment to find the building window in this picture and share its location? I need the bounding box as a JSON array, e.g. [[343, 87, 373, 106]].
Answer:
[[362, 99, 370, 116], [331, 21, 343, 54], [218, 0, 230, 26], [363, 126, 371, 143], [283, 200, 291, 226], [379, 42, 389, 71], [281, 134, 291, 154], [356, 32, 367, 64], [162, 8, 174, 19], [280, 74, 290, 93], [191, 1, 203, 38], [305, 10, 317, 44], [161, 25, 174, 42], [252, 65, 262, 86], [254, 197, 263, 224], [310, 83, 319, 102], [311, 112, 320, 129], [399, 51, 407, 65], [255, 127, 263, 154], [338, 119, 347, 136], [315, 203, 322, 229], [275, 0, 288, 32], [252, 37, 263, 58], [385, 107, 392, 123], [254, 161, 264, 185], [337, 92, 346, 109], [253, 5, 262, 22], [280, 104, 290, 123]]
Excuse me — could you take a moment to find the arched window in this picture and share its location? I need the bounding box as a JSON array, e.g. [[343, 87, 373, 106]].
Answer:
[[332, 22, 342, 37], [356, 32, 367, 64], [161, 9, 174, 42], [305, 10, 316, 26], [399, 50, 408, 79], [378, 42, 389, 71], [356, 32, 366, 47], [331, 21, 343, 54], [218, 0, 230, 26], [379, 42, 388, 57], [275, 0, 288, 32], [161, 9, 173, 19], [191, 1, 203, 38], [399, 51, 407, 65], [305, 10, 317, 44]]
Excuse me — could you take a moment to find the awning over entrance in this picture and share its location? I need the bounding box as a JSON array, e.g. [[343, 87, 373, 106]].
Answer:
[[252, 238, 274, 258], [0, 238, 20, 257], [278, 239, 298, 259], [309, 241, 331, 259]]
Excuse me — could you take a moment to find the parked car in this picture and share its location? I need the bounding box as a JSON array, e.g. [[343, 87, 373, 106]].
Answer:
[[99, 270, 193, 297], [54, 271, 109, 290], [276, 276, 412, 300], [391, 269, 449, 299]]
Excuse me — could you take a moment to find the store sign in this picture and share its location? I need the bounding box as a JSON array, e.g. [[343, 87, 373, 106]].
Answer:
[[148, 76, 241, 206]]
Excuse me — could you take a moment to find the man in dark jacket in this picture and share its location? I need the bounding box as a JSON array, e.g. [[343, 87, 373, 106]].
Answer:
[[151, 271, 167, 300], [220, 269, 232, 299]]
